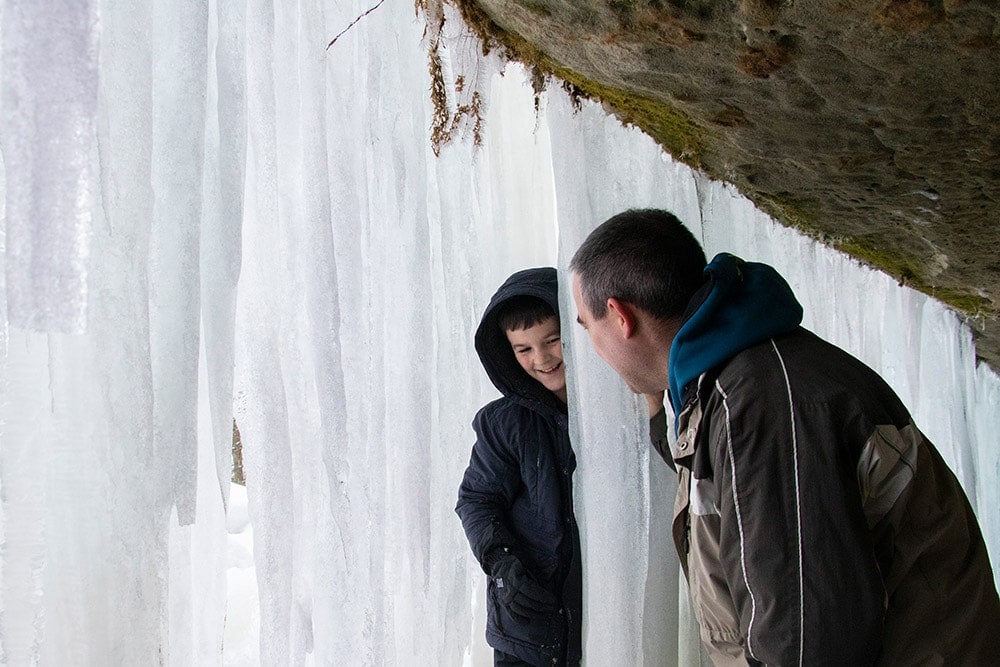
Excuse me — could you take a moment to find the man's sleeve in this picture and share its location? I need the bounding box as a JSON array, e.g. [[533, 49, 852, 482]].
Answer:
[[455, 407, 522, 572], [648, 406, 675, 472], [709, 375, 884, 665]]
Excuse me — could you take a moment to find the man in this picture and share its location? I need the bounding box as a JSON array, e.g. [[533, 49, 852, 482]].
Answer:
[[570, 208, 1000, 665]]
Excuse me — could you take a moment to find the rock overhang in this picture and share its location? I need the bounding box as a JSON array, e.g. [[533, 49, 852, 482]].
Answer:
[[449, 0, 1000, 370]]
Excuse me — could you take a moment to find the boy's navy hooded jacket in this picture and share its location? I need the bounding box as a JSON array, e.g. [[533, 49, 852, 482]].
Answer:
[[456, 267, 582, 666]]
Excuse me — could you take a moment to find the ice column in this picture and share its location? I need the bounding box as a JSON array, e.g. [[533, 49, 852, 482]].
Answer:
[[1, 0, 98, 333], [0, 2, 228, 663], [234, 1, 559, 662], [549, 93, 700, 665]]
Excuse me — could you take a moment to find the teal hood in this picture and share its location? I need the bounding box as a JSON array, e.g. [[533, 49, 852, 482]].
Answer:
[[667, 253, 803, 420]]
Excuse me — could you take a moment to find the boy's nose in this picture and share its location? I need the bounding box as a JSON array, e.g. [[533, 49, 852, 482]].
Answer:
[[533, 351, 553, 367]]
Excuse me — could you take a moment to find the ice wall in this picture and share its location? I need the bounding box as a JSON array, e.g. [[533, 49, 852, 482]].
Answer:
[[0, 1, 996, 666]]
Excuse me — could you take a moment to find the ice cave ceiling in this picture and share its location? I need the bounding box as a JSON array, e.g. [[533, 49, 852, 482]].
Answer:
[[453, 0, 1000, 369]]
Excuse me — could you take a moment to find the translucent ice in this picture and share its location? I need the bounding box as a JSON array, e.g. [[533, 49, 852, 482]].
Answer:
[[1, 0, 98, 334]]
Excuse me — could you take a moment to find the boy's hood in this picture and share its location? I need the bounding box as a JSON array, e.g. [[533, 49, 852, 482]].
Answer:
[[668, 253, 803, 418], [475, 267, 565, 414]]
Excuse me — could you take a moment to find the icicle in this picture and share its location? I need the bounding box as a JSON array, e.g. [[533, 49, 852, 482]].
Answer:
[[1, 0, 99, 334]]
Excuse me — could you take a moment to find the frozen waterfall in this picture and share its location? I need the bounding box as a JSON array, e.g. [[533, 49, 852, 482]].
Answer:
[[0, 1, 996, 665]]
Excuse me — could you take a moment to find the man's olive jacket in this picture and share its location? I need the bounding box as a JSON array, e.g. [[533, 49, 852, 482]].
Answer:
[[655, 254, 1000, 665]]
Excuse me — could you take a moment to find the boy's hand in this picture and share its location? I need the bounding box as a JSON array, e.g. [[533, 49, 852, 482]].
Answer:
[[492, 556, 558, 623]]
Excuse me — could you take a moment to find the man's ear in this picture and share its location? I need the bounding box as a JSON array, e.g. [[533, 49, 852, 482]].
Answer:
[[606, 298, 636, 339]]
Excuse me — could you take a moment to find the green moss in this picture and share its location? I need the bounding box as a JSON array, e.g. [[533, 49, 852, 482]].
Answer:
[[837, 239, 917, 282], [929, 288, 992, 317], [753, 193, 820, 234], [450, 0, 709, 166], [548, 64, 709, 164], [834, 239, 991, 317], [741, 190, 991, 318], [715, 190, 990, 318]]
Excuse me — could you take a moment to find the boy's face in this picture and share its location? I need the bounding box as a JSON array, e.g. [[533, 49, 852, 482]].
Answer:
[[505, 316, 567, 403]]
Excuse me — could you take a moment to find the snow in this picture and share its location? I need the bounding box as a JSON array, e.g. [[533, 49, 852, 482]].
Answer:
[[224, 484, 259, 667], [0, 1, 996, 665]]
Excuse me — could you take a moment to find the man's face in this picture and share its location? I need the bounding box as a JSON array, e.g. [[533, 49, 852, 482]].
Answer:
[[505, 316, 567, 403], [572, 273, 663, 395]]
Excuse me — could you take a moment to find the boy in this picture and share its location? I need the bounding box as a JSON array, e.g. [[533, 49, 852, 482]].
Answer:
[[456, 267, 581, 667]]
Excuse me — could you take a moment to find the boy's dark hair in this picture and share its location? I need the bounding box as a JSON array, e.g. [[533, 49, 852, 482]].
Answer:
[[570, 208, 707, 321], [495, 295, 557, 332]]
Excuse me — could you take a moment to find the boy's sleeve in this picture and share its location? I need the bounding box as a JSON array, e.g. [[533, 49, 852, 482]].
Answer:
[[456, 406, 523, 572]]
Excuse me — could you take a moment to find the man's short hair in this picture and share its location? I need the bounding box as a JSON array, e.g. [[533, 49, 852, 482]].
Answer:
[[570, 209, 707, 321], [496, 295, 557, 332]]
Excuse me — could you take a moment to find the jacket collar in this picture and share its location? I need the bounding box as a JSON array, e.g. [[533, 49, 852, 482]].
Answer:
[[667, 253, 803, 422]]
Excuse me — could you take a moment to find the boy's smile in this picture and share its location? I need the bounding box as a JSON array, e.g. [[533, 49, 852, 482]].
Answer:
[[505, 316, 567, 403]]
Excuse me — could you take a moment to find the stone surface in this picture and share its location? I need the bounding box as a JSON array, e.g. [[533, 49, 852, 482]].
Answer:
[[456, 0, 1000, 369]]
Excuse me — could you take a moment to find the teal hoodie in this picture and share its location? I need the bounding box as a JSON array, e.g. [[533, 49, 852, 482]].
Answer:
[[667, 253, 803, 423]]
